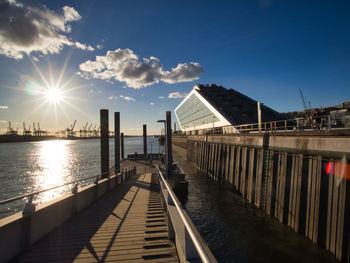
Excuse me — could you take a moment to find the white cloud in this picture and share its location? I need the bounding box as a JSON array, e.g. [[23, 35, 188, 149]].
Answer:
[[97, 44, 103, 49], [168, 92, 187, 99], [158, 96, 165, 99], [77, 48, 204, 89], [89, 89, 94, 93], [0, 106, 9, 109], [62, 6, 81, 22], [0, 120, 7, 124], [120, 95, 136, 101], [149, 102, 155, 106], [0, 0, 93, 59], [107, 96, 114, 100]]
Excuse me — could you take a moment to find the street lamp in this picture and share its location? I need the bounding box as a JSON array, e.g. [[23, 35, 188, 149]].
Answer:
[[157, 120, 167, 175]]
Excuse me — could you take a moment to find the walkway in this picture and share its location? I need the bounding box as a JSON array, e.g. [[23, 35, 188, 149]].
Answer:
[[14, 161, 179, 262]]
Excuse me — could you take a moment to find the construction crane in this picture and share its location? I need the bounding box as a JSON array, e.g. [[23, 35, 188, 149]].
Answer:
[[6, 121, 18, 135], [299, 89, 314, 126], [87, 123, 93, 137]]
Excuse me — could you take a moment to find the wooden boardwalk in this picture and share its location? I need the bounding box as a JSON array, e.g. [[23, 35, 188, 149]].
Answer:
[[15, 161, 179, 262]]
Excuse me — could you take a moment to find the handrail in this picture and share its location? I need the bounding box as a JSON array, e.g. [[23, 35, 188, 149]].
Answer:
[[0, 166, 129, 206], [155, 164, 216, 263]]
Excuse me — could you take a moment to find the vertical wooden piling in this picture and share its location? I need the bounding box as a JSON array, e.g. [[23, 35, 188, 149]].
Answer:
[[121, 132, 124, 160], [143, 124, 147, 158], [114, 112, 120, 173], [100, 109, 109, 178], [166, 111, 173, 168]]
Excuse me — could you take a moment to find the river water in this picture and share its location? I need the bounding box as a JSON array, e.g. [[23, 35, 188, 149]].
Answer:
[[0, 137, 160, 219]]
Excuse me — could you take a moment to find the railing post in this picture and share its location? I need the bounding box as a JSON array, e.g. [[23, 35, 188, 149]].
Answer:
[[115, 112, 120, 174], [100, 109, 109, 179]]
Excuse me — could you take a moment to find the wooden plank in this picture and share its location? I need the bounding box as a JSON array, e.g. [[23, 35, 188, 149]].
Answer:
[[229, 146, 235, 186], [326, 167, 334, 251], [255, 149, 263, 208], [306, 156, 313, 238], [240, 147, 247, 197], [330, 173, 339, 255], [234, 147, 241, 190], [336, 177, 347, 260], [312, 156, 322, 244], [225, 145, 230, 184], [247, 148, 255, 203], [288, 154, 297, 228]]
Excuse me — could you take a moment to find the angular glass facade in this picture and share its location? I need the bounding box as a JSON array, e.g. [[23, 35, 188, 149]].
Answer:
[[175, 93, 219, 131]]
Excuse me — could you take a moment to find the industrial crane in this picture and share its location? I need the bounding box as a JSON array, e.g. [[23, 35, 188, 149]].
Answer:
[[67, 120, 77, 137], [79, 122, 88, 137], [6, 121, 18, 135], [23, 122, 32, 136]]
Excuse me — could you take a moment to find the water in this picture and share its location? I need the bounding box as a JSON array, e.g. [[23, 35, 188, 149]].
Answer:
[[0, 137, 160, 218]]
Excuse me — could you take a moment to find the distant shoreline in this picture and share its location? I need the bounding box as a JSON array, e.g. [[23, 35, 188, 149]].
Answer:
[[0, 134, 158, 143]]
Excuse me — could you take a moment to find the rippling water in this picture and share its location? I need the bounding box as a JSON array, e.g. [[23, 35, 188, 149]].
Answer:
[[0, 137, 159, 218]]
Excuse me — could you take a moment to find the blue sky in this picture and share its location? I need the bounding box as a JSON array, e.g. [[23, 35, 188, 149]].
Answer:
[[0, 0, 349, 134]]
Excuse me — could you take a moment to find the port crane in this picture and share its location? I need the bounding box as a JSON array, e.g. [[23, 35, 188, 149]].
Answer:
[[79, 122, 88, 137], [66, 120, 77, 137], [23, 122, 32, 136], [6, 121, 18, 135]]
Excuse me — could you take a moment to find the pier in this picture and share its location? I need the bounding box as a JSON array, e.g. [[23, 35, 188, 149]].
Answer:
[[12, 160, 179, 263]]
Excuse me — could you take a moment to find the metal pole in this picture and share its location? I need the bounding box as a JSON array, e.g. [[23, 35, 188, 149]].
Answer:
[[100, 109, 109, 178], [121, 132, 124, 159], [143, 124, 147, 158], [114, 112, 120, 174]]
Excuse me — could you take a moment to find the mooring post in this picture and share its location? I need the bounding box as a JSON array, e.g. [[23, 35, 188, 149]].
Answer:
[[121, 132, 124, 159], [100, 109, 109, 178], [143, 124, 147, 158], [114, 112, 120, 174], [166, 111, 173, 176]]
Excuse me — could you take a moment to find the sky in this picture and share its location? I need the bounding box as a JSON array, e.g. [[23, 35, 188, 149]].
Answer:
[[0, 0, 349, 135]]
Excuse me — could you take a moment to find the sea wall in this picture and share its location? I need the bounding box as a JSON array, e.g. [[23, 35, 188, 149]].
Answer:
[[173, 134, 350, 262]]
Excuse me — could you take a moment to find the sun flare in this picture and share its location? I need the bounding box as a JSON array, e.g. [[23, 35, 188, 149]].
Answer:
[[45, 87, 63, 104]]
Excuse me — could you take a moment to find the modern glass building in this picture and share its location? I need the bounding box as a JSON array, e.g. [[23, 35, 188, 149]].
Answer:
[[174, 84, 285, 134]]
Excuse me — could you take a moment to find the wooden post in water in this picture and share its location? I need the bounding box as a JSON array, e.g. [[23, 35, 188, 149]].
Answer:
[[143, 124, 147, 158], [121, 132, 124, 159], [114, 112, 120, 174], [166, 111, 173, 170], [100, 109, 109, 178]]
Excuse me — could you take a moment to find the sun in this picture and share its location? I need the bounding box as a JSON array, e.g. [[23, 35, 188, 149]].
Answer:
[[45, 87, 63, 104]]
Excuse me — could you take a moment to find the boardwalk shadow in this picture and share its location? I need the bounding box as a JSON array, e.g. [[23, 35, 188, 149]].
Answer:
[[12, 173, 156, 263]]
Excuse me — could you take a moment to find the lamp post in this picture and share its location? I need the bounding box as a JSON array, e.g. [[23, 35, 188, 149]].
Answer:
[[157, 119, 167, 176]]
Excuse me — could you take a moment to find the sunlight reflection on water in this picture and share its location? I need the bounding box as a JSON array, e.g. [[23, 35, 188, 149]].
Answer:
[[34, 140, 72, 203], [0, 137, 159, 218]]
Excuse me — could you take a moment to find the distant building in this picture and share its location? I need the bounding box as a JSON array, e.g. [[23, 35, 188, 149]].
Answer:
[[174, 84, 285, 134]]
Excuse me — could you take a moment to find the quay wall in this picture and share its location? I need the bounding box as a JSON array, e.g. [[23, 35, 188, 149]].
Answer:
[[173, 134, 350, 262], [0, 169, 133, 263]]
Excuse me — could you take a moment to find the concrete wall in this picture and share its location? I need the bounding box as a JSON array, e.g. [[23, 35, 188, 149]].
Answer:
[[0, 168, 136, 263], [176, 134, 350, 262]]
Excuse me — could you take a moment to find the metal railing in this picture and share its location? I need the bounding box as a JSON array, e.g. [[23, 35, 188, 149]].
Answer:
[[155, 165, 217, 263], [0, 166, 136, 214], [179, 114, 342, 135]]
